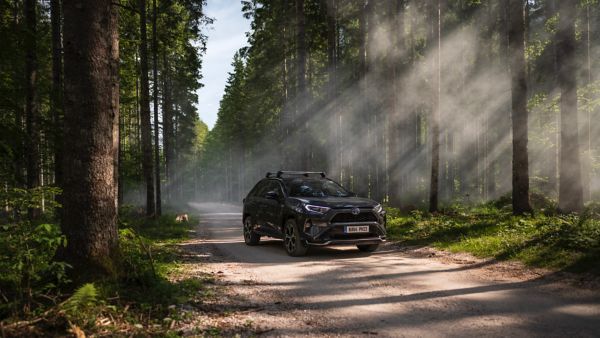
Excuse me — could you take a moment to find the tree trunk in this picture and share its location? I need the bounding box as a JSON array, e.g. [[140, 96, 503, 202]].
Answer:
[[50, 0, 63, 197], [296, 0, 307, 170], [325, 0, 337, 176], [162, 51, 174, 203], [355, 0, 369, 197], [387, 0, 406, 206], [508, 0, 532, 215], [152, 0, 161, 215], [557, 0, 583, 213], [24, 0, 40, 219], [582, 3, 592, 203], [281, 0, 291, 169], [429, 0, 441, 213], [139, 0, 155, 216], [61, 0, 119, 275]]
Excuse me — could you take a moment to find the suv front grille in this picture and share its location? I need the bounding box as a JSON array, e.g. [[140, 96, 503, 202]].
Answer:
[[331, 211, 377, 223]]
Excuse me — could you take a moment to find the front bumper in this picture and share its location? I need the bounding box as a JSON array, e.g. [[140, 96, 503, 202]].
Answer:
[[307, 236, 385, 246], [299, 208, 387, 246]]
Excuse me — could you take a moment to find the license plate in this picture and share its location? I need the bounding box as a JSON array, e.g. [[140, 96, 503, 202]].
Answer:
[[345, 225, 369, 233]]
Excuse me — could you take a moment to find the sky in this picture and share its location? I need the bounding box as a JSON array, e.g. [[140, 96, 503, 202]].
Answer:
[[196, 0, 251, 130]]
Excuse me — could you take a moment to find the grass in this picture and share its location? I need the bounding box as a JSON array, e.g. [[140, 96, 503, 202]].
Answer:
[[386, 201, 600, 274]]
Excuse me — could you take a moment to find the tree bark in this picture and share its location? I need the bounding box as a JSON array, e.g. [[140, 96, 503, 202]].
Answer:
[[162, 51, 174, 203], [139, 0, 155, 216], [50, 0, 63, 195], [355, 0, 369, 197], [24, 0, 40, 219], [61, 0, 119, 275], [296, 0, 307, 170], [281, 0, 291, 169], [557, 0, 584, 213], [429, 0, 441, 213], [152, 0, 161, 215], [325, 0, 337, 177], [388, 0, 406, 207], [508, 0, 532, 215]]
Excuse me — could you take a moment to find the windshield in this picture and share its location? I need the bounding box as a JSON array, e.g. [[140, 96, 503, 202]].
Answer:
[[286, 179, 351, 197]]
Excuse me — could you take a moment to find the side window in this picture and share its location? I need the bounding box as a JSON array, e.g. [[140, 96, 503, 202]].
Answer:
[[248, 180, 266, 197], [273, 181, 284, 196], [259, 180, 283, 198], [256, 181, 273, 198]]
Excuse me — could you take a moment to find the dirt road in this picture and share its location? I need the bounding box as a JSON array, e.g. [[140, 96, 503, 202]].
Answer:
[[187, 202, 600, 337]]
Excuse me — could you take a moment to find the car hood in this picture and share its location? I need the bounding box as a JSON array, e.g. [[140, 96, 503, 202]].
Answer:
[[290, 196, 379, 209]]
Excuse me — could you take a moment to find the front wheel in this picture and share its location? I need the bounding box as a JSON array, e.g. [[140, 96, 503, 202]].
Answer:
[[243, 217, 260, 246], [284, 219, 308, 256], [357, 244, 379, 252]]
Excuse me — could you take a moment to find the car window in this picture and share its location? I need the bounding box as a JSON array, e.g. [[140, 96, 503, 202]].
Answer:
[[261, 180, 283, 197], [248, 180, 267, 197], [255, 181, 275, 198], [286, 179, 350, 197], [271, 181, 284, 196]]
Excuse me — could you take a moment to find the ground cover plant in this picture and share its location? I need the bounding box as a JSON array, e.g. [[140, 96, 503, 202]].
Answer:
[[386, 196, 600, 274], [0, 199, 214, 336]]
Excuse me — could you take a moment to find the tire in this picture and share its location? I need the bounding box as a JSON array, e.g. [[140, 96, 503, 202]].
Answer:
[[283, 219, 308, 256], [243, 217, 260, 246], [357, 244, 379, 252]]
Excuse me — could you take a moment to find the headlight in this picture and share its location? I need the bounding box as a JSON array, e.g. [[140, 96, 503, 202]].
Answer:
[[373, 204, 383, 213], [304, 204, 331, 214]]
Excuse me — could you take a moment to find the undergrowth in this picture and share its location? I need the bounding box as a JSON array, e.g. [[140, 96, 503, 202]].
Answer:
[[386, 199, 600, 274], [0, 196, 211, 336]]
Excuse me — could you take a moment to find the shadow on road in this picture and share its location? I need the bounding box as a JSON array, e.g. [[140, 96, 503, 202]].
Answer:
[[183, 201, 600, 337]]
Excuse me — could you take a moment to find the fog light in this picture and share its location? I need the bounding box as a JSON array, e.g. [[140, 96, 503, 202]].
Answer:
[[313, 221, 328, 228]]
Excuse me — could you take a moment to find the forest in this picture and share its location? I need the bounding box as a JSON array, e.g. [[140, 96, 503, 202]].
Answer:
[[202, 0, 600, 214], [1, 0, 600, 335]]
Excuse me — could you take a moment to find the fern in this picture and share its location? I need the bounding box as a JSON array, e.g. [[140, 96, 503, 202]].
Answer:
[[62, 283, 99, 315]]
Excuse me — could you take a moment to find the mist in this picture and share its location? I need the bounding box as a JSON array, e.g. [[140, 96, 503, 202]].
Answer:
[[166, 0, 600, 210]]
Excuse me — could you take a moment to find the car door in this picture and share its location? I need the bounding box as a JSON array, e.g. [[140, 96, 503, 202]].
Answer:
[[246, 180, 268, 229], [261, 180, 285, 237]]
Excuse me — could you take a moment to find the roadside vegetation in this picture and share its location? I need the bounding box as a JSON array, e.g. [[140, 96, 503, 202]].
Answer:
[[386, 195, 600, 274], [0, 190, 213, 336]]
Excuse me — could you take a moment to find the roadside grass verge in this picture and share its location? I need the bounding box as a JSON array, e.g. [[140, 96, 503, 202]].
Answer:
[[1, 206, 216, 337], [386, 202, 600, 274]]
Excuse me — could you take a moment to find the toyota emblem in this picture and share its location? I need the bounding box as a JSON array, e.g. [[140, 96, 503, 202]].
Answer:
[[351, 208, 360, 215]]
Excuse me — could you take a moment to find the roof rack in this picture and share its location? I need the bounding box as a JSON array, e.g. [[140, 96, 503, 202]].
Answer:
[[266, 171, 327, 178]]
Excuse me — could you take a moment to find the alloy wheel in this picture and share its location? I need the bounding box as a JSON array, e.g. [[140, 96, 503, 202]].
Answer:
[[284, 222, 296, 253]]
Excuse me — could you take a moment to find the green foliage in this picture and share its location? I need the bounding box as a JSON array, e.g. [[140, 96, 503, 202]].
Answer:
[[61, 283, 100, 325], [0, 186, 61, 220], [386, 203, 600, 273], [0, 188, 69, 318]]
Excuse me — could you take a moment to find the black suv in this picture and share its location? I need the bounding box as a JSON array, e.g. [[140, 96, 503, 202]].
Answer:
[[242, 171, 386, 256]]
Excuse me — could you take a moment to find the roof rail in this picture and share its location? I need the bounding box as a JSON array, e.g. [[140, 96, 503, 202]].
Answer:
[[266, 171, 326, 178]]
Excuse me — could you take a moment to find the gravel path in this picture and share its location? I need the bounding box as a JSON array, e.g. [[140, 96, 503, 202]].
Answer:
[[184, 202, 600, 337]]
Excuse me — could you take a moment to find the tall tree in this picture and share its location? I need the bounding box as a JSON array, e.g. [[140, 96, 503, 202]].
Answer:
[[162, 51, 174, 202], [139, 0, 155, 216], [50, 0, 63, 193], [429, 0, 441, 213], [24, 0, 40, 218], [557, 0, 583, 213], [296, 0, 307, 169], [325, 0, 337, 176], [152, 0, 161, 215], [508, 0, 532, 215], [61, 0, 119, 274], [389, 0, 405, 207], [355, 0, 369, 197]]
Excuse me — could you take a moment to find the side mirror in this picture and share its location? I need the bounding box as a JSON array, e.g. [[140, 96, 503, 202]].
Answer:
[[265, 190, 279, 200]]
